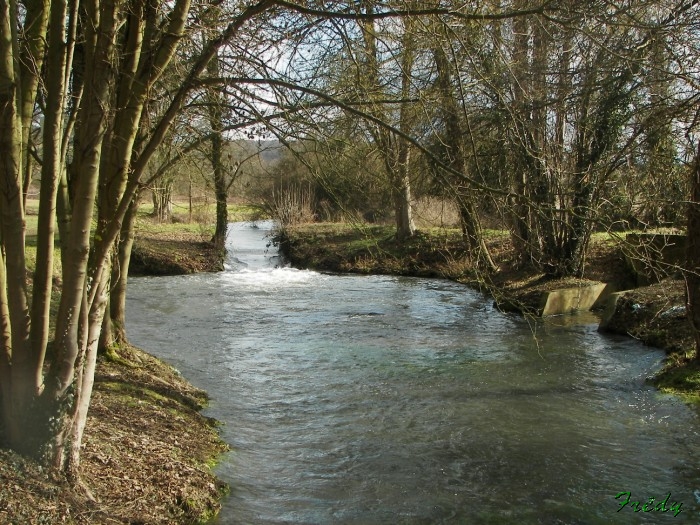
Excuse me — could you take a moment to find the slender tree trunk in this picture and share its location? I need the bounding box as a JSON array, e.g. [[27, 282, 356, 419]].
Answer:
[[95, 0, 150, 353], [357, 1, 415, 240], [0, 0, 34, 454], [98, 0, 190, 349], [0, 254, 13, 440], [392, 24, 416, 240], [30, 0, 70, 394], [106, 196, 139, 346], [393, 147, 415, 241], [685, 141, 700, 361], [528, 14, 558, 271], [433, 33, 494, 270], [65, 276, 107, 484], [207, 48, 229, 249], [18, 0, 49, 205], [508, 3, 534, 265], [213, 171, 229, 248], [56, 169, 73, 269], [43, 0, 119, 469], [151, 180, 173, 222]]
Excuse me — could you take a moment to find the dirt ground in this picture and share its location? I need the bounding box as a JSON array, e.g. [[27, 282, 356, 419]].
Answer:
[[0, 229, 228, 525], [0, 344, 229, 525]]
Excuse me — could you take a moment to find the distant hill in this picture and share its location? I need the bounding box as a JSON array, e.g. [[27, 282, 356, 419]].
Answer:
[[228, 139, 285, 164]]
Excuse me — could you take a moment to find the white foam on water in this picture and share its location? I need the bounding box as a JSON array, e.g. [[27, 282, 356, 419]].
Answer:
[[223, 266, 322, 288]]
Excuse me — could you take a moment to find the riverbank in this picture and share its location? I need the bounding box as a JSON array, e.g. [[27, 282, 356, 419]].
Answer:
[[4, 216, 696, 522], [0, 343, 229, 524], [277, 222, 700, 400], [1, 213, 230, 523]]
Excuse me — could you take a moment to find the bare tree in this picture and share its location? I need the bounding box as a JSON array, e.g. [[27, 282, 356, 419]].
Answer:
[[0, 0, 274, 480], [339, 0, 420, 240], [429, 18, 497, 270], [686, 138, 700, 361]]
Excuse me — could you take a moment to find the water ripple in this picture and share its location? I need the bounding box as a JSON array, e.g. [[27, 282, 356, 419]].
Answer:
[[126, 223, 700, 524]]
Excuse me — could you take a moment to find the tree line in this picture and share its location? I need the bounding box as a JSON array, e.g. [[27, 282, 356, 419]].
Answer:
[[0, 0, 699, 488], [254, 1, 699, 276]]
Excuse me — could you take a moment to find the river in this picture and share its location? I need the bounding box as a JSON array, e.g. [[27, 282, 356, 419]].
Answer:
[[126, 221, 700, 524]]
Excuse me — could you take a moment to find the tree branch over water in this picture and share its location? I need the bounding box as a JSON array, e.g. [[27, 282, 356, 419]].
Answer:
[[271, 0, 554, 21]]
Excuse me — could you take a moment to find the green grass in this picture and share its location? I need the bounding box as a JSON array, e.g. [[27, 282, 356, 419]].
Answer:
[[137, 199, 261, 219], [280, 222, 479, 279], [653, 358, 700, 404], [135, 200, 263, 234]]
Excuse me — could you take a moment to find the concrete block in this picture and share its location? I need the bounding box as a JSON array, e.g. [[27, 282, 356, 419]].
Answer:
[[539, 282, 614, 316]]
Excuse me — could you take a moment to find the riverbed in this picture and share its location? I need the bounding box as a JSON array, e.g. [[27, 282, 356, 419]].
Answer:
[[126, 221, 700, 524]]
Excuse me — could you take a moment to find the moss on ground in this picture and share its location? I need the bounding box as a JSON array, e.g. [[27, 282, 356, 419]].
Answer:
[[654, 360, 700, 403]]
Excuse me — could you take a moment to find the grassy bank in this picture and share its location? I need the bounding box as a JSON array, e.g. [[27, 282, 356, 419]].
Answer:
[[277, 222, 700, 400], [131, 200, 260, 275], [1, 343, 228, 524]]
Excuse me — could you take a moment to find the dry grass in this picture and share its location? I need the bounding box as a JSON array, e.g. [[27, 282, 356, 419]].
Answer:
[[412, 197, 461, 229]]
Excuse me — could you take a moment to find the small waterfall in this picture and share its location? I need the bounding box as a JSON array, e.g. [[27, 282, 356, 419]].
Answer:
[[224, 220, 281, 271]]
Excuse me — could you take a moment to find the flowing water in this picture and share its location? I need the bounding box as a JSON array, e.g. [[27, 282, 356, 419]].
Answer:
[[126, 221, 700, 524]]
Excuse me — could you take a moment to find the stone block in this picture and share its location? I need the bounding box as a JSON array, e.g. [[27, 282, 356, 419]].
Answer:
[[539, 282, 615, 316]]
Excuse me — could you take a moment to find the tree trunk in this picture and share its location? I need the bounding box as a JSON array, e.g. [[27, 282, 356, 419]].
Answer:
[[31, 0, 70, 392], [528, 14, 557, 272], [0, 0, 36, 455], [0, 0, 232, 479], [98, 0, 192, 349], [393, 153, 415, 241], [56, 168, 74, 270], [685, 141, 700, 361], [18, 0, 49, 206], [207, 47, 229, 249], [392, 23, 416, 241], [43, 0, 119, 469], [507, 0, 535, 265], [357, 2, 415, 241], [432, 33, 494, 270], [213, 178, 229, 248], [108, 196, 139, 346], [99, 195, 139, 352], [151, 180, 173, 222]]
